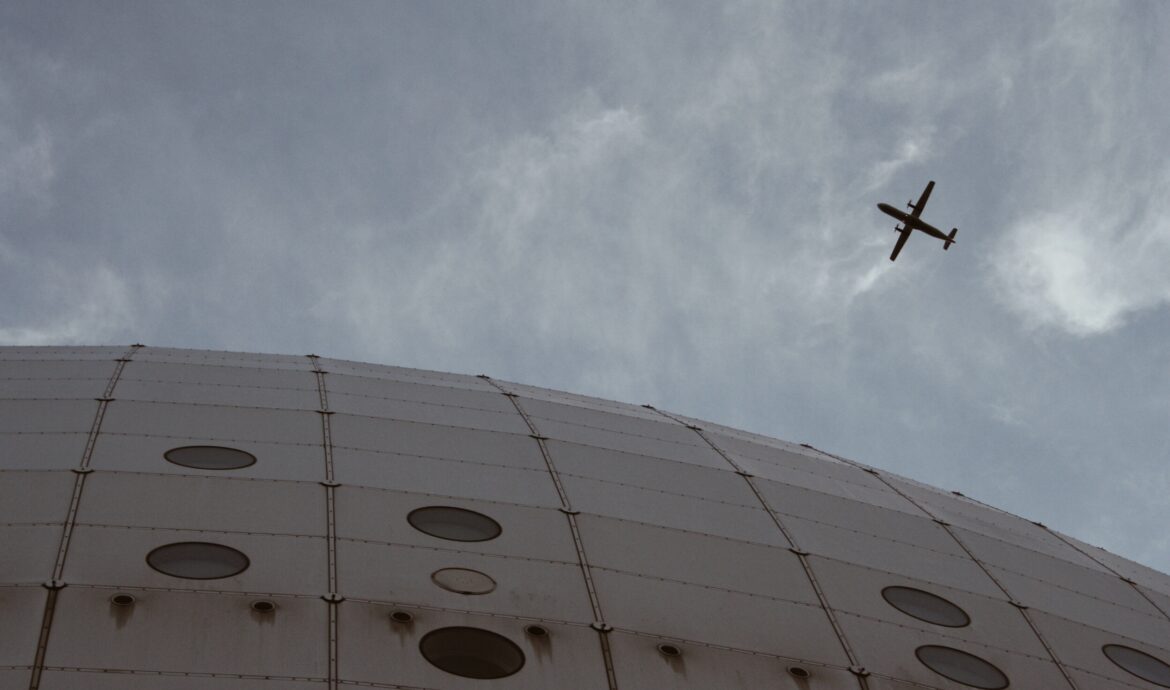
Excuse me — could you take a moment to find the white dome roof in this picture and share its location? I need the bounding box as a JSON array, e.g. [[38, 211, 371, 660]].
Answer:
[[2, 345, 1169, 689]]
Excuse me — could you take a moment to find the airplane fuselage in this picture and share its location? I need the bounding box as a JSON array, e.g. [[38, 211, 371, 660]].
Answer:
[[877, 203, 950, 241]]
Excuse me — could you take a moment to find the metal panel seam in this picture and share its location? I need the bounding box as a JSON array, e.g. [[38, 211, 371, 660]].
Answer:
[[802, 444, 1080, 690], [1043, 528, 1170, 622], [29, 343, 141, 690], [309, 355, 340, 690], [478, 376, 619, 690], [647, 409, 870, 688]]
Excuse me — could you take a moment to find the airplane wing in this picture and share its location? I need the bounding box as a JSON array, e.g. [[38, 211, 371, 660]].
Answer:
[[889, 226, 912, 261], [909, 180, 935, 218]]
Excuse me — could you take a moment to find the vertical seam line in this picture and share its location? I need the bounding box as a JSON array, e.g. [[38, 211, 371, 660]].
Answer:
[[801, 444, 1079, 690], [30, 343, 141, 690], [479, 376, 619, 690], [309, 355, 340, 690], [648, 410, 869, 688]]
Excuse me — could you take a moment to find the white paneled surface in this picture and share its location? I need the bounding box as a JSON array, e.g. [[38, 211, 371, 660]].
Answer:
[[88, 433, 324, 482], [335, 487, 579, 562], [76, 473, 326, 536], [606, 632, 861, 690], [333, 446, 560, 506], [593, 568, 850, 664], [0, 433, 90, 471], [0, 525, 64, 583], [44, 589, 327, 678], [340, 607, 610, 689], [811, 556, 1047, 658], [330, 414, 543, 469], [62, 525, 328, 595], [0, 399, 100, 434], [2, 346, 1170, 690], [338, 539, 594, 621], [0, 471, 75, 524], [38, 674, 327, 690], [576, 514, 808, 599], [0, 587, 45, 667], [100, 401, 322, 446]]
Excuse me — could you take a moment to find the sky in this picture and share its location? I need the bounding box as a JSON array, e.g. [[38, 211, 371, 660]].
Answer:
[[2, 1, 1169, 572]]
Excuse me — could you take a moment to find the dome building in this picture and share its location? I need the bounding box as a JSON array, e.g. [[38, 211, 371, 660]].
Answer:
[[2, 345, 1170, 689]]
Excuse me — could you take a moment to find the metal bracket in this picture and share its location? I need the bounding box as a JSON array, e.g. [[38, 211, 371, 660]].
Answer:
[[42, 580, 66, 590], [320, 480, 341, 488], [559, 507, 580, 516], [530, 434, 549, 441], [849, 666, 870, 677], [788, 547, 810, 557], [321, 593, 345, 603], [71, 467, 94, 475], [1009, 600, 1029, 610], [590, 621, 613, 633]]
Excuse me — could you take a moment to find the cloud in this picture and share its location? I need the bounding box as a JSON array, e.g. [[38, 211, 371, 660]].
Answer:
[[985, 3, 1170, 335], [0, 254, 135, 345], [989, 196, 1170, 334]]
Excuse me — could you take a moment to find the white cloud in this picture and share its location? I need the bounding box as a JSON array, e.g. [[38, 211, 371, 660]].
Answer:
[[990, 194, 1170, 334], [863, 128, 935, 193]]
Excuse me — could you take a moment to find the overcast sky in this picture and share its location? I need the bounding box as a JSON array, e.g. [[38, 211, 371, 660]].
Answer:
[[3, 1, 1169, 572]]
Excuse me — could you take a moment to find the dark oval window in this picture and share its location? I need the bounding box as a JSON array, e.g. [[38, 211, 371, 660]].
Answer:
[[431, 567, 497, 595], [1103, 644, 1170, 688], [146, 542, 250, 579], [164, 445, 256, 470], [916, 646, 1008, 689], [408, 507, 501, 542], [419, 626, 525, 679], [882, 585, 970, 627]]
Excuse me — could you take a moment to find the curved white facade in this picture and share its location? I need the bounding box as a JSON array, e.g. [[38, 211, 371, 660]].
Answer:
[[2, 345, 1169, 689]]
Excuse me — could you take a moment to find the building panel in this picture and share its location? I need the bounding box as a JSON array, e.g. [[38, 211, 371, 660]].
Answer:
[[1, 346, 1168, 690]]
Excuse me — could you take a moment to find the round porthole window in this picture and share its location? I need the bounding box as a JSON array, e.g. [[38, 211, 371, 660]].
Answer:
[[408, 507, 501, 542], [915, 645, 1008, 689], [432, 567, 497, 595], [146, 542, 250, 580], [1103, 644, 1170, 688], [164, 445, 256, 470], [882, 586, 970, 627], [419, 626, 525, 679]]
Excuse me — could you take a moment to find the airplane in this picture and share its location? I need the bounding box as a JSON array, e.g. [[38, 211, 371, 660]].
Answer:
[[877, 180, 957, 261]]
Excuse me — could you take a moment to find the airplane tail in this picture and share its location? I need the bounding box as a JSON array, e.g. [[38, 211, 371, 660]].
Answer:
[[944, 228, 957, 250]]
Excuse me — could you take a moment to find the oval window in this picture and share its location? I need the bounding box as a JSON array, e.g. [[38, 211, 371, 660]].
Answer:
[[432, 568, 497, 595], [408, 507, 501, 542], [1103, 644, 1170, 688], [420, 626, 525, 679], [146, 542, 250, 579], [915, 645, 1008, 689], [882, 586, 970, 627], [164, 445, 256, 470]]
